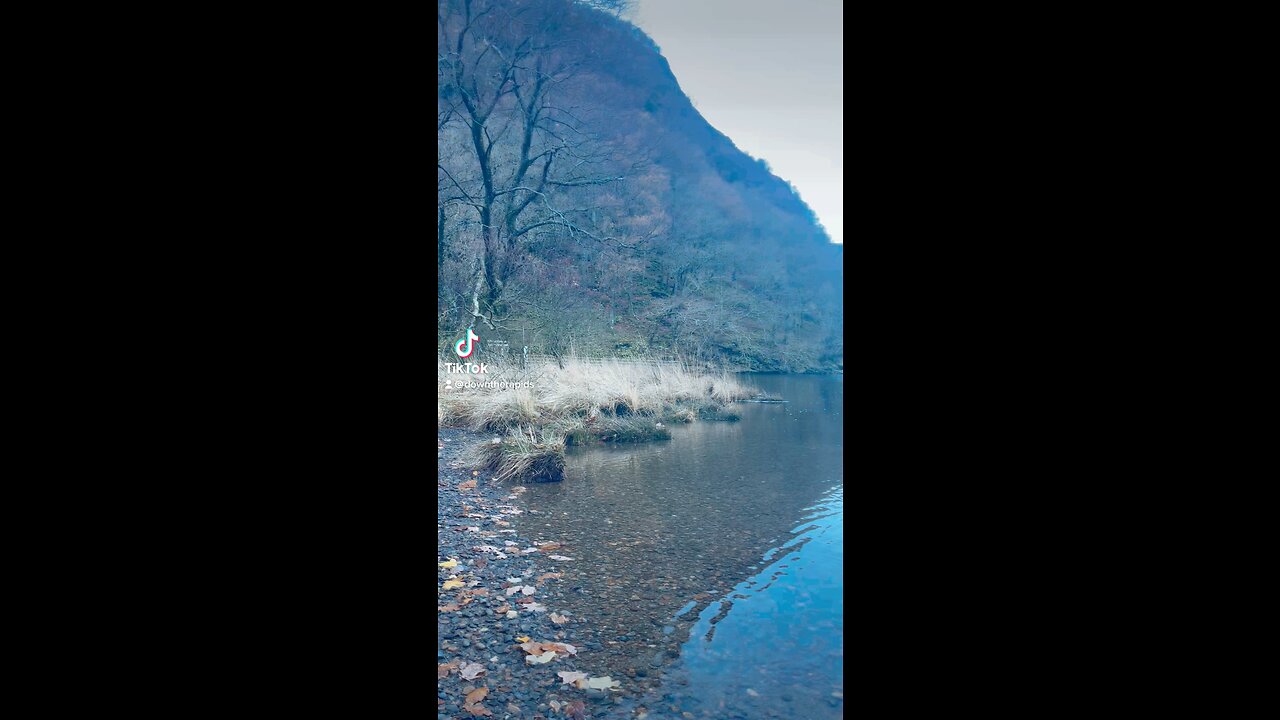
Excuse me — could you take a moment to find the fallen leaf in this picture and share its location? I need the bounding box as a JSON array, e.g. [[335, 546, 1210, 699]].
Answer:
[[472, 470, 479, 476], [442, 579, 464, 590], [438, 661, 458, 679], [550, 613, 570, 624], [505, 610, 518, 619], [459, 662, 486, 681], [521, 548, 539, 554], [537, 543, 562, 552], [516, 635, 531, 643], [549, 699, 562, 711], [439, 603, 460, 612], [536, 573, 563, 584], [439, 559, 459, 568], [522, 586, 536, 595], [558, 671, 588, 685], [565, 700, 587, 720], [524, 602, 547, 612], [548, 555, 574, 561], [747, 688, 759, 697], [466, 526, 481, 532], [463, 702, 492, 717], [523, 640, 576, 656], [459, 479, 477, 490], [466, 688, 489, 705], [584, 676, 621, 690], [525, 651, 557, 664]]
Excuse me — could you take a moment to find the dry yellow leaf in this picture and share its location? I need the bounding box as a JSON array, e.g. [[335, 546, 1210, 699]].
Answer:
[[442, 579, 464, 590], [439, 559, 459, 568], [515, 636, 531, 643], [465, 687, 488, 705]]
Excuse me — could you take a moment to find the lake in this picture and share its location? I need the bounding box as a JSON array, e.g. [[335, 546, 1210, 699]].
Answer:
[[511, 374, 844, 719]]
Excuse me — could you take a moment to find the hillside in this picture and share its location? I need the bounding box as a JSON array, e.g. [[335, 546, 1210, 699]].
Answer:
[[438, 0, 843, 371]]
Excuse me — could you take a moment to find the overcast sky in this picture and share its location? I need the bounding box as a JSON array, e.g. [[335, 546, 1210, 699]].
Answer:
[[632, 0, 843, 244]]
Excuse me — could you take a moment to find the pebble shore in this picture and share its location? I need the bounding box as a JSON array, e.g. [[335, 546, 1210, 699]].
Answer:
[[439, 429, 638, 720]]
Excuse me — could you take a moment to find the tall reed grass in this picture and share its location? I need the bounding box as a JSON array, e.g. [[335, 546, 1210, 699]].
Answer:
[[439, 354, 756, 481], [439, 355, 752, 428]]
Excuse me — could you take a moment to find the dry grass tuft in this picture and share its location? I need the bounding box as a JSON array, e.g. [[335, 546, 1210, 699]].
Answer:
[[473, 425, 566, 483]]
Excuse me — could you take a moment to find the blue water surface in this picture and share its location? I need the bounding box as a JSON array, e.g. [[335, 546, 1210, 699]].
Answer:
[[515, 374, 844, 719]]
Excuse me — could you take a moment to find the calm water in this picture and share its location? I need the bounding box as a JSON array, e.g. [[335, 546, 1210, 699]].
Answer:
[[512, 374, 843, 719]]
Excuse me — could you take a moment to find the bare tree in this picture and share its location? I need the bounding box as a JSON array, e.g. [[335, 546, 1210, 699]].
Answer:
[[438, 0, 630, 333]]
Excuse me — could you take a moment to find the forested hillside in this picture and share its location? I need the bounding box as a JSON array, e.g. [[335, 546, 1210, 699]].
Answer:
[[438, 0, 843, 371]]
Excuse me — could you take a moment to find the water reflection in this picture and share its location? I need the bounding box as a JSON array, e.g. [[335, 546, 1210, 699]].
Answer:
[[651, 486, 844, 718], [512, 374, 843, 717]]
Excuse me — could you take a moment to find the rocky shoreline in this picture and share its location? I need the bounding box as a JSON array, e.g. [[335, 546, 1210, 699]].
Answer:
[[439, 428, 643, 720]]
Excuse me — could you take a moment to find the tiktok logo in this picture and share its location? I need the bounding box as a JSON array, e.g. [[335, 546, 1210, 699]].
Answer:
[[454, 327, 480, 359]]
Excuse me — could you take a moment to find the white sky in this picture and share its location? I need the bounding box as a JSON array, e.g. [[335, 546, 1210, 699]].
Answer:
[[632, 0, 843, 244]]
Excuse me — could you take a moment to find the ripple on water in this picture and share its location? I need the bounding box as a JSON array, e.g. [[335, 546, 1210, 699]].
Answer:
[[510, 374, 843, 718]]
